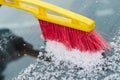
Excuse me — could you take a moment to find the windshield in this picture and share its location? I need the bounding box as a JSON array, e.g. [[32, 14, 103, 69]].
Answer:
[[0, 0, 120, 80]]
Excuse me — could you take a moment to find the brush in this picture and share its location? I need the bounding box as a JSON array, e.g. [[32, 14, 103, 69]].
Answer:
[[0, 0, 110, 53]]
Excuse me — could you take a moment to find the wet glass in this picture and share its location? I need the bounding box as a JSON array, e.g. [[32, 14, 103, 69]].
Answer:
[[0, 4, 44, 80], [0, 0, 120, 80]]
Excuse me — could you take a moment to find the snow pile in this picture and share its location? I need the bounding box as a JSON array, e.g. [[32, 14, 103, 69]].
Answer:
[[45, 40, 104, 69], [13, 30, 120, 80]]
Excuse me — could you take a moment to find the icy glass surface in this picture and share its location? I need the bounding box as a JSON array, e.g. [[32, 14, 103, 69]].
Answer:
[[0, 0, 120, 80], [13, 28, 120, 80]]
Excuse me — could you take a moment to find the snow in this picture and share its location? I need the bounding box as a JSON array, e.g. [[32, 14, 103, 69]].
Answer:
[[45, 40, 104, 68], [104, 74, 120, 80], [12, 29, 120, 80]]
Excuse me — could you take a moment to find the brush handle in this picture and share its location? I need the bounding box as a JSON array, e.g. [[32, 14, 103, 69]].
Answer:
[[0, 0, 95, 32]]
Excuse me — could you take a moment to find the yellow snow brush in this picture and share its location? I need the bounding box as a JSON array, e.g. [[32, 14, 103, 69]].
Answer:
[[0, 0, 110, 52], [0, 0, 95, 32]]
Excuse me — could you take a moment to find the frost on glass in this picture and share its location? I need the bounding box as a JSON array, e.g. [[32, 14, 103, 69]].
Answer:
[[6, 0, 120, 79], [12, 28, 120, 80]]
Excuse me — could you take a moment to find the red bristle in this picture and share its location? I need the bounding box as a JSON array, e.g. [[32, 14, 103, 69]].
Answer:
[[39, 20, 110, 52]]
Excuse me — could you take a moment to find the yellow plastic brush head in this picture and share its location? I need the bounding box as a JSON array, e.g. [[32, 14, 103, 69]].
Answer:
[[0, 0, 95, 32]]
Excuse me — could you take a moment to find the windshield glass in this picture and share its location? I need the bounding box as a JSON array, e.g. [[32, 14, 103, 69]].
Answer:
[[0, 0, 120, 80]]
